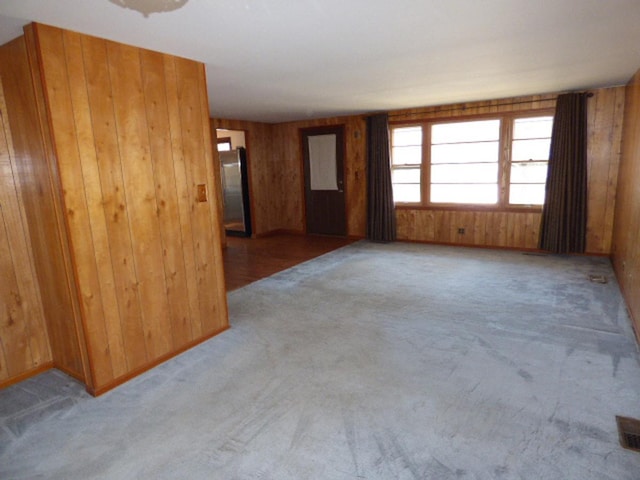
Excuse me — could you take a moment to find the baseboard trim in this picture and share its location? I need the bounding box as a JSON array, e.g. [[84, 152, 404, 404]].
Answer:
[[0, 362, 54, 390], [396, 238, 545, 253], [395, 238, 610, 257], [254, 229, 305, 238], [611, 267, 640, 347], [53, 363, 87, 384], [87, 325, 230, 397]]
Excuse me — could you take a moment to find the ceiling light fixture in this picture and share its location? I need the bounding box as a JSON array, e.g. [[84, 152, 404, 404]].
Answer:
[[108, 0, 189, 17]]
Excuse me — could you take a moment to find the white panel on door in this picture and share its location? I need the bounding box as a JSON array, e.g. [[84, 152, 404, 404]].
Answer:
[[308, 134, 338, 191]]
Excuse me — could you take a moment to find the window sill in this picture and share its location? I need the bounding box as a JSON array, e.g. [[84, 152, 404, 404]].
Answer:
[[394, 203, 543, 214]]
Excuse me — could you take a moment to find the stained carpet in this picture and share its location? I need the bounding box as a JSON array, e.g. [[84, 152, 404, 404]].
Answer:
[[1, 241, 640, 479]]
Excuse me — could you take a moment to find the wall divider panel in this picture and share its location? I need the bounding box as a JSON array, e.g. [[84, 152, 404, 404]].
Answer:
[[0, 75, 53, 386], [0, 23, 228, 395], [0, 32, 87, 388]]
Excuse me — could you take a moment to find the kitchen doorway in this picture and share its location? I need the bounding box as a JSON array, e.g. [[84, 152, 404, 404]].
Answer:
[[216, 129, 252, 237]]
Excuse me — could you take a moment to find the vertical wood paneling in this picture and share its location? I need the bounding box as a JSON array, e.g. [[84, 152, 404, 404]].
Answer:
[[37, 25, 115, 386], [26, 29, 89, 383], [270, 121, 305, 231], [175, 57, 221, 336], [586, 86, 625, 254], [1, 31, 89, 387], [32, 23, 227, 394], [0, 78, 52, 382], [140, 49, 193, 349], [198, 68, 229, 330], [612, 68, 640, 342], [78, 33, 138, 377], [66, 31, 129, 381], [107, 40, 172, 361], [164, 55, 200, 343], [395, 209, 543, 249]]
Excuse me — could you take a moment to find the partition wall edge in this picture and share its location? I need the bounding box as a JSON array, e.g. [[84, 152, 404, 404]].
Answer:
[[0, 22, 229, 395]]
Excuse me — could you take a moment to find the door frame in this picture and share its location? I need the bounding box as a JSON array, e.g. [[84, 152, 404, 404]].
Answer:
[[300, 124, 347, 236], [214, 127, 256, 237]]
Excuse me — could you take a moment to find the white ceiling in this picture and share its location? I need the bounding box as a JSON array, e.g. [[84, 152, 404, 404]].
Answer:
[[1, 0, 640, 123]]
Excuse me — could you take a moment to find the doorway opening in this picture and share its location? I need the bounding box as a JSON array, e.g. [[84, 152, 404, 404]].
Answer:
[[216, 129, 252, 237]]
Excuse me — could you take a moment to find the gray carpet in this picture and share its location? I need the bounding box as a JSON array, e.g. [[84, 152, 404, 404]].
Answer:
[[2, 241, 640, 479]]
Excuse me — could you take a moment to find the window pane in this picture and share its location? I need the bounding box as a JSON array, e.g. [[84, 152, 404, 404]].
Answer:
[[392, 145, 421, 165], [431, 163, 498, 184], [393, 126, 422, 146], [510, 184, 546, 205], [513, 116, 553, 139], [510, 162, 548, 183], [392, 168, 420, 184], [512, 139, 551, 161], [431, 141, 499, 164], [393, 183, 420, 203], [431, 184, 498, 204], [432, 119, 500, 144]]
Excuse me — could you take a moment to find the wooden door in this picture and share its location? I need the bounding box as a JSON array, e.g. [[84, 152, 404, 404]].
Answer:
[[302, 126, 346, 236]]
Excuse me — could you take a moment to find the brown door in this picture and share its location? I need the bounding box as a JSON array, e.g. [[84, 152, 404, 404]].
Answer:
[[302, 126, 346, 236]]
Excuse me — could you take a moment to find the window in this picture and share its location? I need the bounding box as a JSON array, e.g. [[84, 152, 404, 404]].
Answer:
[[390, 112, 553, 208], [391, 126, 422, 203], [509, 116, 553, 205], [217, 137, 232, 151], [430, 119, 500, 204]]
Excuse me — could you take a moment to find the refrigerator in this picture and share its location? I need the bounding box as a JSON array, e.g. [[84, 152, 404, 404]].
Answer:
[[219, 147, 252, 237]]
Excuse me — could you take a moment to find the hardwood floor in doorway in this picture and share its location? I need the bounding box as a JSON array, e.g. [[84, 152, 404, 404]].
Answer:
[[223, 234, 357, 291]]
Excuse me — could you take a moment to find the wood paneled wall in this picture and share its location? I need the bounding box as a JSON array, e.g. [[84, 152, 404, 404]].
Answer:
[[210, 118, 275, 235], [0, 76, 52, 386], [0, 32, 88, 387], [612, 69, 640, 342], [245, 90, 622, 250], [586, 87, 625, 254], [389, 89, 624, 253], [396, 210, 542, 249], [270, 116, 367, 237], [30, 24, 227, 394]]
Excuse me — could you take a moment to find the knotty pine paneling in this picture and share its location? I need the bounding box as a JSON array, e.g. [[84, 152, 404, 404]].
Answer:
[[390, 94, 557, 122], [586, 86, 625, 254], [0, 76, 52, 386], [211, 118, 275, 236], [612, 69, 640, 343], [391, 90, 624, 253], [270, 116, 367, 237], [396, 209, 541, 249], [1, 31, 88, 387], [33, 23, 228, 394]]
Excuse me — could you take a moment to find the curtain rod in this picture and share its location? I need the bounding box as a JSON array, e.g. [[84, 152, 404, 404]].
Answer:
[[388, 92, 593, 119]]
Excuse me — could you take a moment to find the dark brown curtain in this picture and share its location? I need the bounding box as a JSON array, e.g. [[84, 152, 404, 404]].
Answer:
[[539, 93, 588, 253], [366, 113, 396, 242]]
